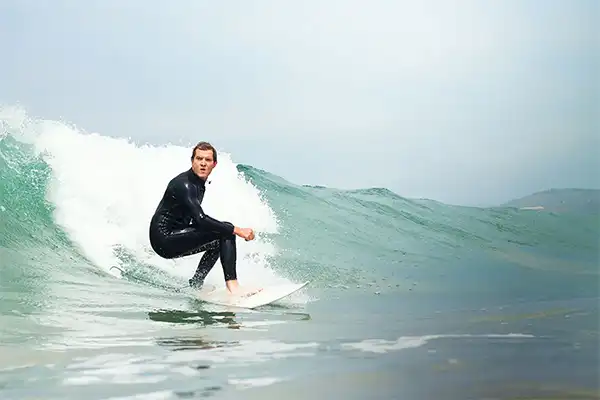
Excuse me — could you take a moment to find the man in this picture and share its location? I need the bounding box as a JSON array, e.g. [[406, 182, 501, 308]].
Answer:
[[149, 141, 256, 295]]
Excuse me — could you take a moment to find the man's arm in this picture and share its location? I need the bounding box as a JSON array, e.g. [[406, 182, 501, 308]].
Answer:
[[177, 181, 235, 235]]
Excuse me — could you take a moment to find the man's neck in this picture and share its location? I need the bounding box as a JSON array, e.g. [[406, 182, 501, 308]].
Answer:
[[187, 168, 206, 185]]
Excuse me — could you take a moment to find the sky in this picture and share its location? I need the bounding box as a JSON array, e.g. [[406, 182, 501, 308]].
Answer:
[[1, 0, 598, 206]]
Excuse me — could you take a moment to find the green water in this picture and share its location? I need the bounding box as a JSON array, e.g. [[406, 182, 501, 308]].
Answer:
[[0, 115, 599, 399]]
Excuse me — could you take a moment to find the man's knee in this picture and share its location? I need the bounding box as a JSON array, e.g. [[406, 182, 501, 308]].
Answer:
[[221, 233, 236, 242], [151, 239, 202, 259], [150, 241, 172, 259]]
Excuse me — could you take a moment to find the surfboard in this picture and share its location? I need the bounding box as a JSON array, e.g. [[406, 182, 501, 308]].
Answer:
[[195, 281, 309, 309]]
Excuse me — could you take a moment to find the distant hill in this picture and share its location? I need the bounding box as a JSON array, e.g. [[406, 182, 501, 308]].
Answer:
[[501, 188, 600, 213]]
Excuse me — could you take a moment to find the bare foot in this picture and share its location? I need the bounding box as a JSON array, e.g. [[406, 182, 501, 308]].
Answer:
[[225, 280, 263, 297]]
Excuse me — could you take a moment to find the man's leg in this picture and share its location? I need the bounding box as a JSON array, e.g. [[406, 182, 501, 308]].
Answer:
[[157, 228, 238, 289], [189, 234, 238, 289], [188, 239, 220, 288], [191, 234, 260, 296]]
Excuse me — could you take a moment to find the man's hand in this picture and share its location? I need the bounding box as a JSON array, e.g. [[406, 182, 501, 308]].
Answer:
[[234, 226, 255, 241]]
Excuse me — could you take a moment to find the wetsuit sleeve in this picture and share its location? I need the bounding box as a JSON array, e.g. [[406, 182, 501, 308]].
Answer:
[[177, 181, 235, 235]]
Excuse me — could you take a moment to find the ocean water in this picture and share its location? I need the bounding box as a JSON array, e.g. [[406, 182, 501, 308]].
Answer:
[[1, 107, 599, 400]]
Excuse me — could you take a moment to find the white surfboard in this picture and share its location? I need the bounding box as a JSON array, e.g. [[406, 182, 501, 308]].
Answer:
[[195, 281, 309, 309]]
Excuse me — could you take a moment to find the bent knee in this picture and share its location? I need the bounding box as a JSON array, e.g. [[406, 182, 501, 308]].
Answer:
[[150, 240, 176, 259], [221, 232, 236, 242]]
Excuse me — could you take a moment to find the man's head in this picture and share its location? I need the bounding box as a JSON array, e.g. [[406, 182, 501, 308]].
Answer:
[[191, 141, 217, 180]]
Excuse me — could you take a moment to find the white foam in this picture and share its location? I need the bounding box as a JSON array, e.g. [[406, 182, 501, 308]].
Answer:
[[341, 333, 535, 354], [1, 106, 297, 290], [103, 391, 174, 400], [229, 376, 285, 389], [166, 339, 318, 365], [60, 340, 314, 391]]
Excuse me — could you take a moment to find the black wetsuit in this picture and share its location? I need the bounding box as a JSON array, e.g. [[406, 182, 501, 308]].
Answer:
[[149, 168, 237, 288]]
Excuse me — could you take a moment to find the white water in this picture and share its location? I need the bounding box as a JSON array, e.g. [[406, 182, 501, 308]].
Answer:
[[1, 106, 295, 290]]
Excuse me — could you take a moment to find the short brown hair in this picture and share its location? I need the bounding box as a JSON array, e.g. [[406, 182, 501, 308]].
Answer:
[[191, 141, 217, 162]]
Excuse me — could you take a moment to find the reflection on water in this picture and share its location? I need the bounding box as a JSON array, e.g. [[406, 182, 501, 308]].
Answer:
[[155, 336, 239, 353], [173, 386, 222, 399], [148, 305, 312, 331], [148, 308, 238, 327]]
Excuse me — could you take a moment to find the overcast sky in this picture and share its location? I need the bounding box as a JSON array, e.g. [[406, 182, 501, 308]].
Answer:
[[1, 0, 598, 206]]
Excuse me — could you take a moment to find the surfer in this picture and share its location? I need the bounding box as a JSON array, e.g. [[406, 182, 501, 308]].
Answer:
[[148, 141, 257, 295]]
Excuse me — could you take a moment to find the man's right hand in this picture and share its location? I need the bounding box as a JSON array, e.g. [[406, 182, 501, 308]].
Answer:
[[234, 226, 255, 241]]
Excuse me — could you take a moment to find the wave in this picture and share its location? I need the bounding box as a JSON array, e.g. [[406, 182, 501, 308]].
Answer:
[[1, 106, 598, 306]]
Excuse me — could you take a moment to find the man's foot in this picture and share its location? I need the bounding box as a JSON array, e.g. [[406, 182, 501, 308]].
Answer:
[[225, 279, 263, 297]]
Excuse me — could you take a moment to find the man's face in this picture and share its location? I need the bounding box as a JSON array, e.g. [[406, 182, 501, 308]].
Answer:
[[191, 149, 216, 180]]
